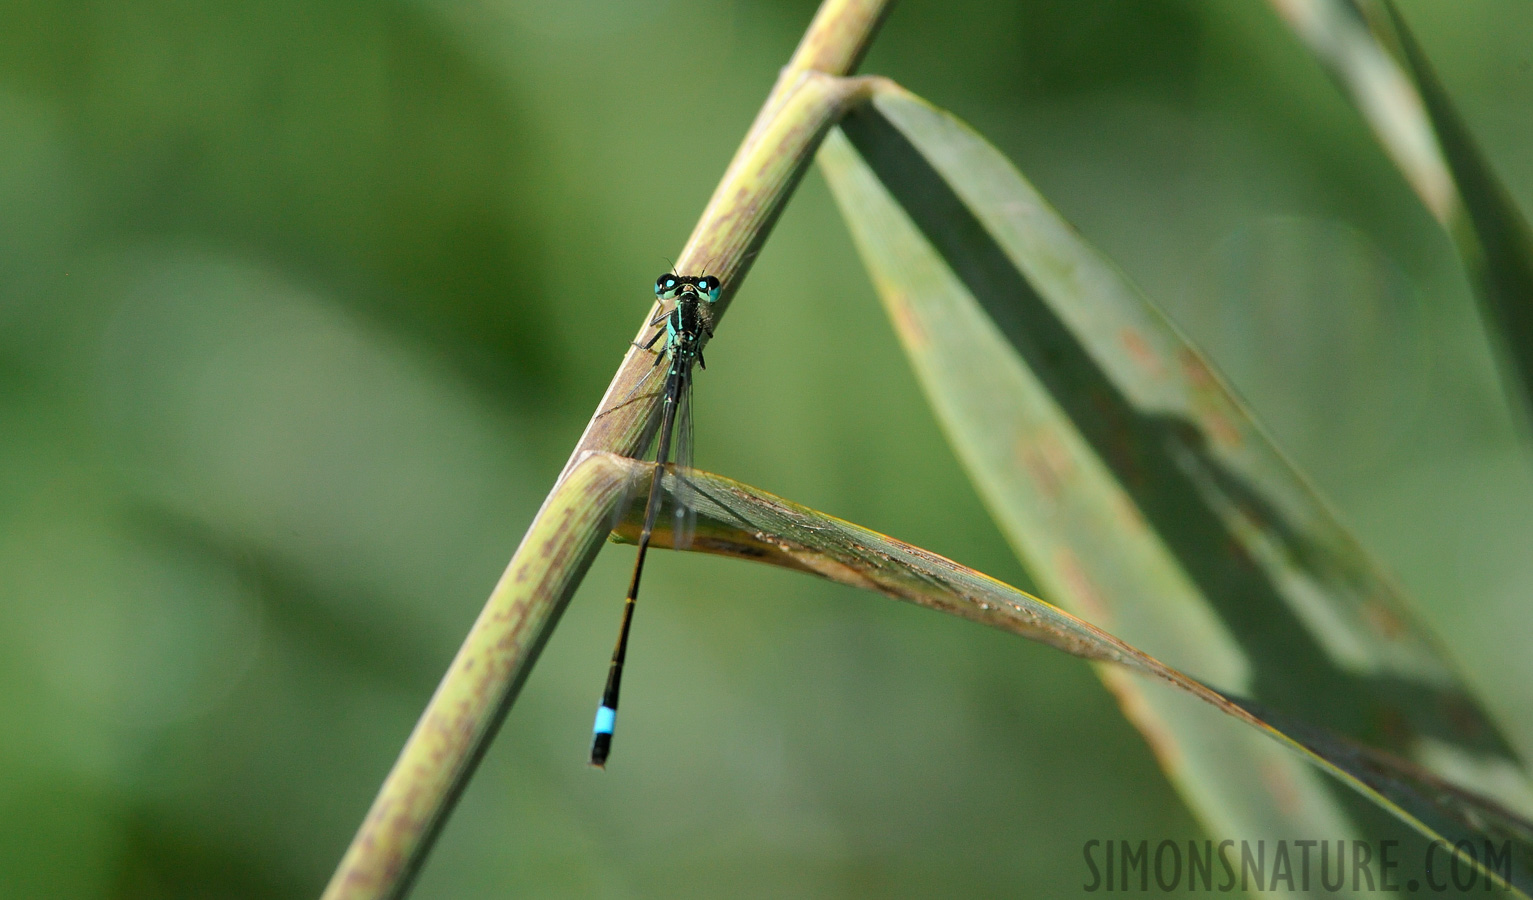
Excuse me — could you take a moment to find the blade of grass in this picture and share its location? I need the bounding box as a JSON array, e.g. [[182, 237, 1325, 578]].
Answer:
[[818, 81, 1533, 880], [1267, 0, 1533, 424], [611, 454, 1533, 895], [322, 2, 891, 897]]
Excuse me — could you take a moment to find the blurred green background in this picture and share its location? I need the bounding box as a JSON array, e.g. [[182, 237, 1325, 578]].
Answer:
[[1, 0, 1530, 896]]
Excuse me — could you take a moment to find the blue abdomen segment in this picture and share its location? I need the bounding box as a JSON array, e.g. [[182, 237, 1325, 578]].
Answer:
[[593, 704, 617, 736]]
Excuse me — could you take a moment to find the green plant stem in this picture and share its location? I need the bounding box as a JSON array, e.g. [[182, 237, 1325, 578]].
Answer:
[[319, 2, 892, 898]]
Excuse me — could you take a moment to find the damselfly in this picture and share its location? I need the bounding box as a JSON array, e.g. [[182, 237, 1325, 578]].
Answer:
[[590, 271, 720, 767]]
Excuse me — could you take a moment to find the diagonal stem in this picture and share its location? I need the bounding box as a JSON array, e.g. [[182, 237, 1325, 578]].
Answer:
[[319, 2, 893, 898]]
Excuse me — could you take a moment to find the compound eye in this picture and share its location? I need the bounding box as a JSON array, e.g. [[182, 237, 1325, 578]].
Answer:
[[699, 276, 720, 299]]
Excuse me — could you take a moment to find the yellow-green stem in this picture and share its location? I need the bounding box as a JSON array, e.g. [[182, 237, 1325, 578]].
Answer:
[[319, 2, 892, 898]]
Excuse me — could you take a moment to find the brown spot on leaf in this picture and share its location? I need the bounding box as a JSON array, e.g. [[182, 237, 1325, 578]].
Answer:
[[1201, 411, 1242, 451], [1361, 597, 1406, 640], [1177, 348, 1214, 388], [1258, 755, 1303, 818], [1054, 547, 1113, 625], [1100, 668, 1182, 772], [887, 294, 928, 350], [1120, 328, 1163, 377], [1016, 431, 1073, 502]]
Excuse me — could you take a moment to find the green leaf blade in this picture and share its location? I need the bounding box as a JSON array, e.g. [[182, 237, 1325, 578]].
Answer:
[[613, 454, 1533, 896], [818, 83, 1533, 886], [1269, 0, 1533, 426]]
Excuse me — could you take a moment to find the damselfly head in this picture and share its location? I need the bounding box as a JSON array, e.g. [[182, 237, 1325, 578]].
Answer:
[[655, 271, 721, 303]]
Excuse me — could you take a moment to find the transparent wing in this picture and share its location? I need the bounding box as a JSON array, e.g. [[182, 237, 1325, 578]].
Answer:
[[607, 378, 668, 536], [667, 365, 698, 552]]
